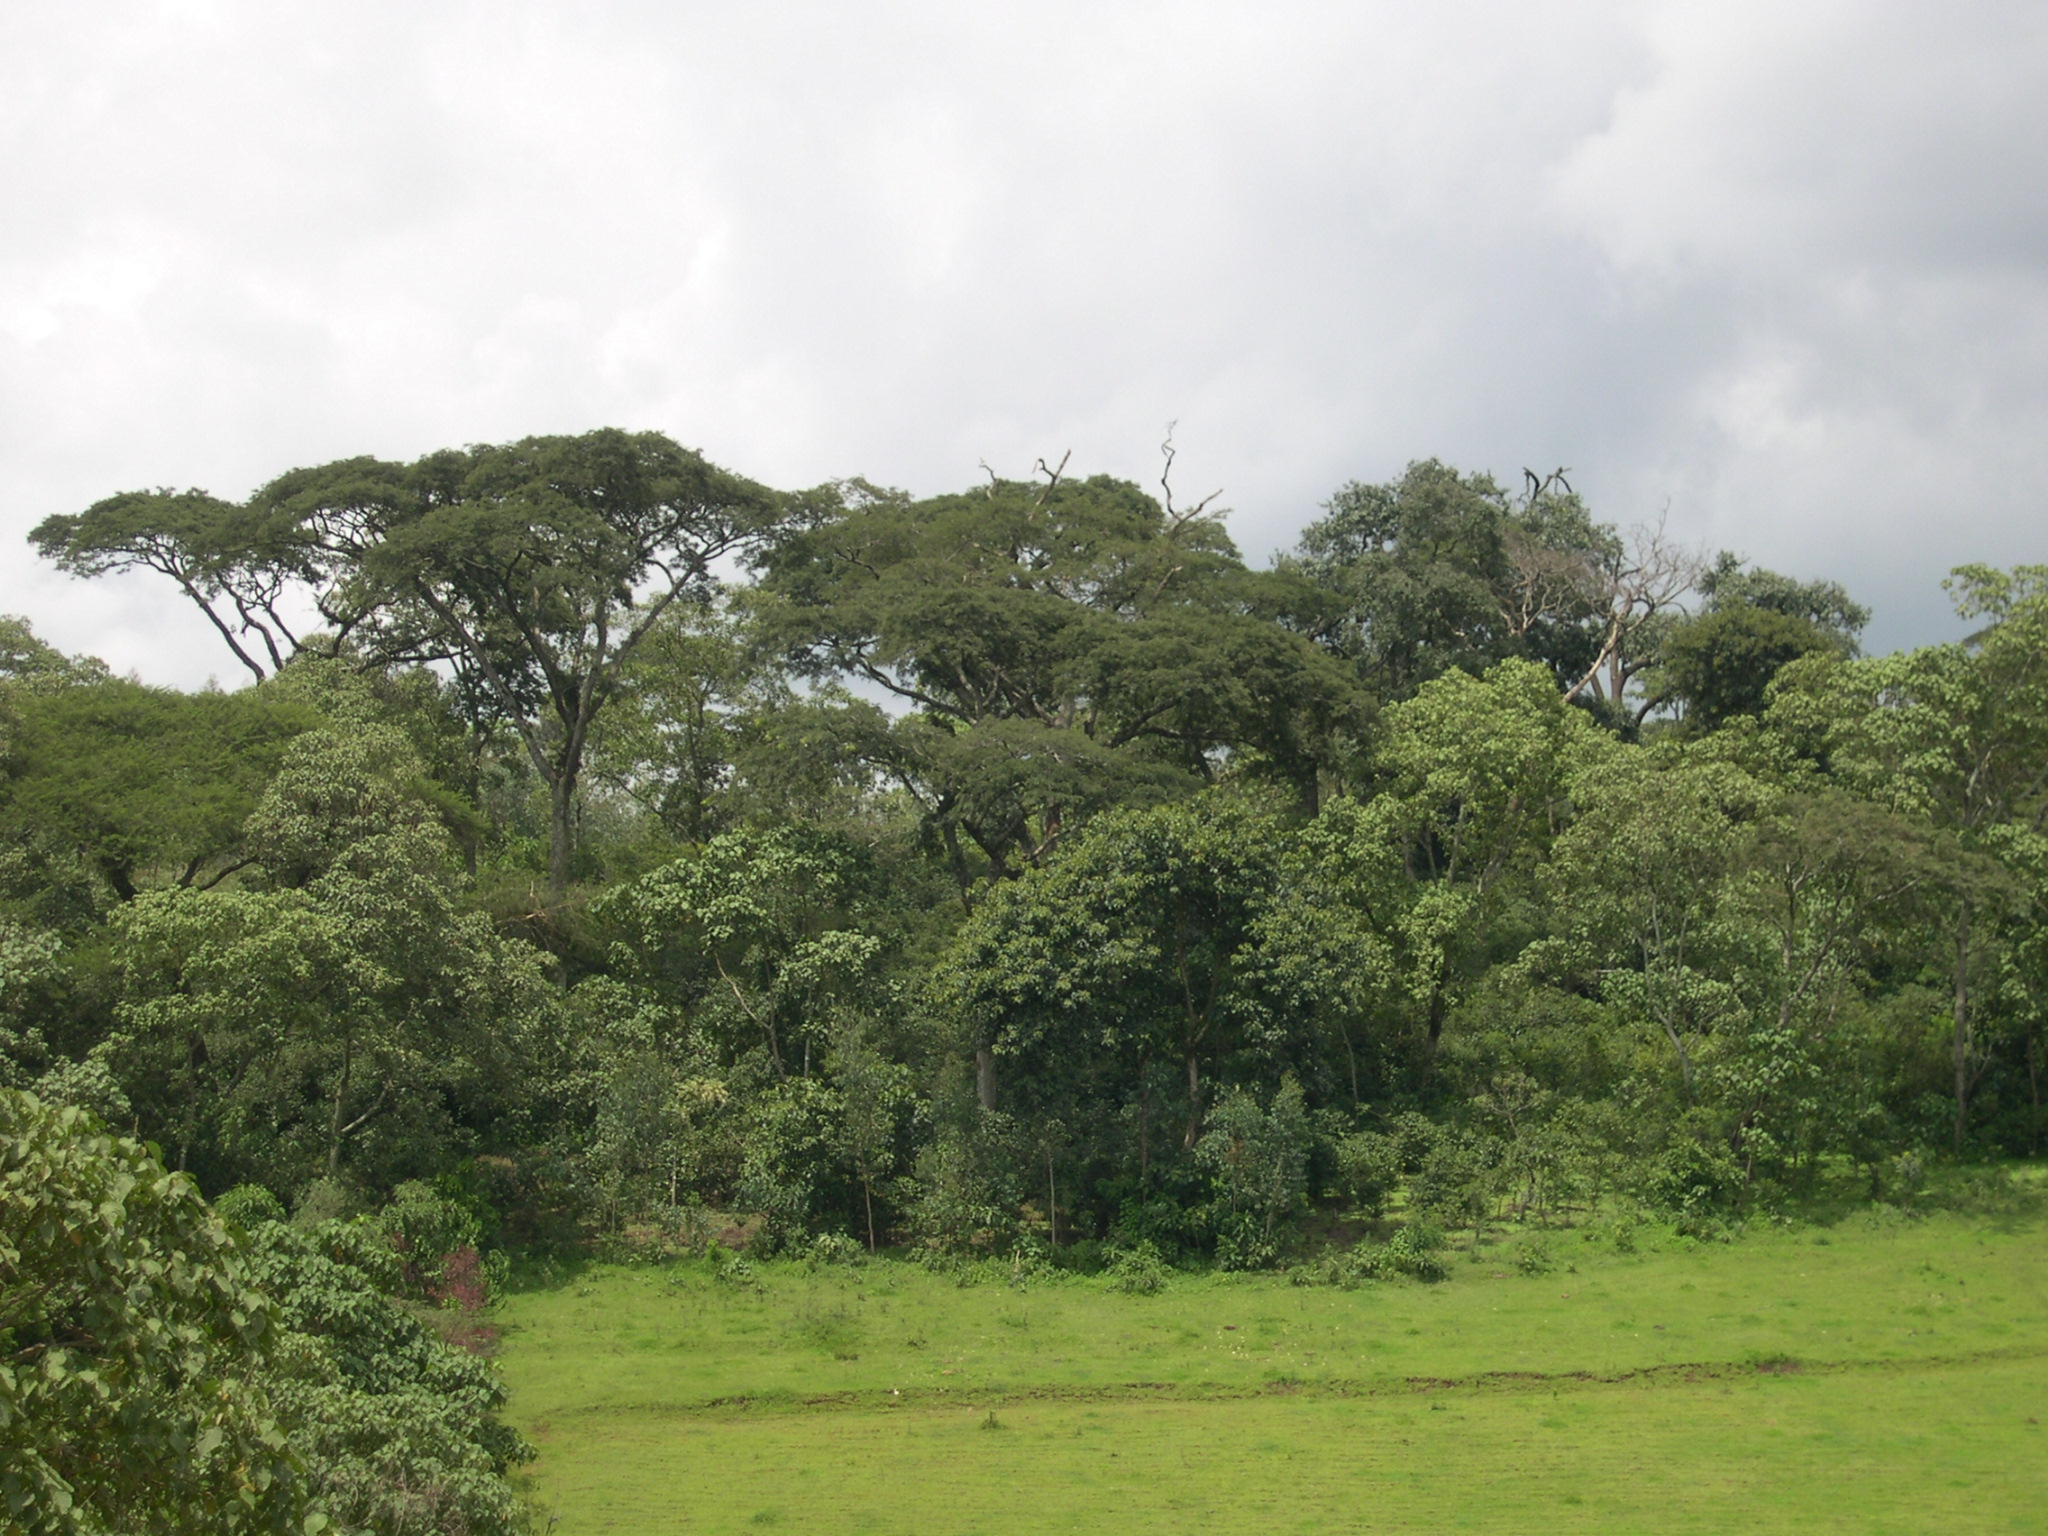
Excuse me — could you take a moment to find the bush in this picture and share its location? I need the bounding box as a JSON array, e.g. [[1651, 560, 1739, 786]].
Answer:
[[1647, 1140, 1743, 1217], [215, 1182, 288, 1229], [1108, 1195, 1195, 1259], [1342, 1222, 1448, 1284], [240, 1218, 531, 1536], [0, 1091, 310, 1535], [1511, 1235, 1555, 1276], [1106, 1241, 1170, 1295], [1195, 1078, 1311, 1260], [807, 1231, 866, 1267], [1332, 1131, 1401, 1215]]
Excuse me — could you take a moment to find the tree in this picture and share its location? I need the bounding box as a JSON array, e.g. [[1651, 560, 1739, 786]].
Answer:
[[33, 429, 786, 892], [1359, 659, 1602, 1049], [0, 1091, 313, 1536], [0, 681, 318, 900], [1767, 565, 2048, 1148], [1652, 555, 1868, 731], [941, 792, 1284, 1171], [758, 469, 1357, 901], [1281, 462, 1623, 705], [1534, 743, 1767, 1096], [103, 725, 555, 1192], [599, 825, 885, 1083]]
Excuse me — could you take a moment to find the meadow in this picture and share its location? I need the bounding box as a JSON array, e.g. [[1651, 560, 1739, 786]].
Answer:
[[498, 1192, 2048, 1533]]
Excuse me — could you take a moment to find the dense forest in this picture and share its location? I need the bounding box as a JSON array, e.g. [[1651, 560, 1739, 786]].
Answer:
[[5, 427, 2045, 1530]]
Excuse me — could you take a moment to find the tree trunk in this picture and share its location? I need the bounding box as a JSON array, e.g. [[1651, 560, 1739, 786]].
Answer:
[[1953, 903, 1972, 1154], [549, 771, 577, 895], [1183, 1052, 1203, 1149], [975, 1046, 997, 1111], [327, 1036, 352, 1178], [1046, 1144, 1058, 1248], [1138, 1058, 1151, 1187]]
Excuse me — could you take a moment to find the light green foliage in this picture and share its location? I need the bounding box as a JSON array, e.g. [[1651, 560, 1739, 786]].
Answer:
[[1768, 565, 2048, 1149], [1534, 741, 1768, 1093], [239, 1216, 530, 1536], [0, 1090, 312, 1536], [1332, 658, 1602, 1047], [602, 824, 883, 1082], [0, 617, 109, 694]]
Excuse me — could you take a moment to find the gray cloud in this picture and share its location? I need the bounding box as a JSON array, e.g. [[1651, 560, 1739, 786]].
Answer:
[[4, 0, 2044, 682]]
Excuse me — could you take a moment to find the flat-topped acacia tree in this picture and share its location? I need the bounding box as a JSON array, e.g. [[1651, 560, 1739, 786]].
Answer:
[[32, 429, 784, 894]]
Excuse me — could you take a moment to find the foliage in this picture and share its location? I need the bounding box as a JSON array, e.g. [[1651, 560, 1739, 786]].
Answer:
[[0, 1090, 314, 1535], [237, 1216, 530, 1536]]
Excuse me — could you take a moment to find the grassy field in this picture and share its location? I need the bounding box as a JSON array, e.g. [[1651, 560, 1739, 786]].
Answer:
[[497, 1192, 2048, 1533]]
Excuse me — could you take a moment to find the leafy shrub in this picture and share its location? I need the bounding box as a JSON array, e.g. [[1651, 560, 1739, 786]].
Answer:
[[1412, 1132, 1503, 1235], [1195, 1078, 1311, 1260], [1646, 1139, 1742, 1217], [240, 1218, 531, 1536], [1342, 1222, 1448, 1284], [1511, 1236, 1554, 1276], [215, 1182, 288, 1229], [1212, 1211, 1281, 1272], [808, 1231, 867, 1266], [1331, 1131, 1401, 1215], [379, 1180, 484, 1299], [1108, 1195, 1195, 1259], [0, 1091, 311, 1536], [1105, 1240, 1170, 1295]]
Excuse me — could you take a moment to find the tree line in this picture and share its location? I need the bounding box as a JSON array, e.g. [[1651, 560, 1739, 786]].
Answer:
[[10, 426, 2043, 1527]]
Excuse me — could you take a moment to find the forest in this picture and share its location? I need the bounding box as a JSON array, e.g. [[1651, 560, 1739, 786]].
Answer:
[[5, 426, 2046, 1533]]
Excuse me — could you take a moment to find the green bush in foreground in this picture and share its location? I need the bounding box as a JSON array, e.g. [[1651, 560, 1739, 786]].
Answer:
[[2, 1092, 532, 1536], [0, 1090, 316, 1536]]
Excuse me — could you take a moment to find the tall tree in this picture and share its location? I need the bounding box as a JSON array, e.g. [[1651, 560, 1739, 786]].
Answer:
[[758, 470, 1357, 902], [1768, 564, 2048, 1148], [1281, 462, 1632, 705], [33, 430, 784, 892]]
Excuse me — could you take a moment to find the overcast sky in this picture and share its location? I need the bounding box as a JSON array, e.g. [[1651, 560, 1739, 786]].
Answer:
[[4, 1, 2046, 687]]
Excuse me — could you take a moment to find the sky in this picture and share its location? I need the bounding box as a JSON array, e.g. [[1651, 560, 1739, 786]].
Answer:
[[3, 1, 2046, 687]]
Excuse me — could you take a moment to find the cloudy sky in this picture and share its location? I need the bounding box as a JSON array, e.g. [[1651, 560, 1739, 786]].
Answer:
[[4, 1, 2045, 686]]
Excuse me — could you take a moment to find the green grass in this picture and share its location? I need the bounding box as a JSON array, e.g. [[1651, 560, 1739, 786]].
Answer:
[[497, 1201, 2048, 1532]]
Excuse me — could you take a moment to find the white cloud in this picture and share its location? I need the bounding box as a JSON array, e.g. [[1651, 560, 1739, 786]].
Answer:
[[3, 1, 2044, 680]]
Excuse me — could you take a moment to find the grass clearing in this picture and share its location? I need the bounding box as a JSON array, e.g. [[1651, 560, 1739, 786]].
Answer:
[[498, 1201, 2048, 1532]]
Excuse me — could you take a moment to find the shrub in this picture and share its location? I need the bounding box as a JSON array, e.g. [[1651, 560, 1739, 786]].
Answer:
[[1511, 1236, 1555, 1276], [1343, 1222, 1448, 1284], [0, 1091, 310, 1535], [1106, 1241, 1170, 1295]]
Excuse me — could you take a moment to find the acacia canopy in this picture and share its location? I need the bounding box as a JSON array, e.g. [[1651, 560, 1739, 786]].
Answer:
[[33, 429, 784, 891]]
